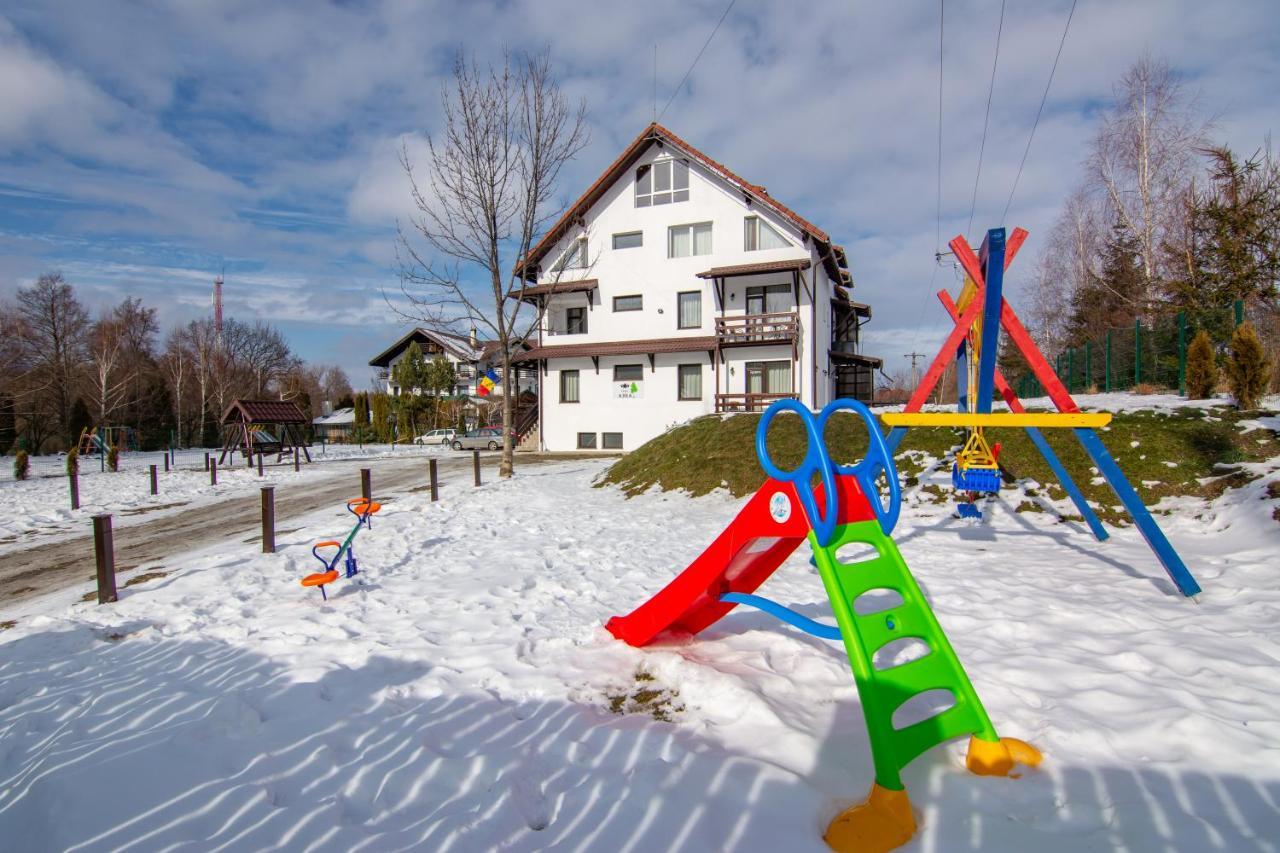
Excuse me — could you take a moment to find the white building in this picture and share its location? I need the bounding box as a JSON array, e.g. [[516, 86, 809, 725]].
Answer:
[[368, 327, 506, 399], [514, 123, 879, 452]]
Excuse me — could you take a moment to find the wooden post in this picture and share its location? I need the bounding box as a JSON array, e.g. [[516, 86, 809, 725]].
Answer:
[[429, 458, 439, 502], [93, 514, 117, 604], [149, 464, 158, 495], [293, 447, 300, 472], [261, 487, 275, 554], [361, 468, 371, 501], [69, 472, 80, 510], [473, 450, 481, 487], [257, 452, 264, 477], [163, 452, 170, 473], [204, 452, 210, 472], [210, 458, 218, 485]]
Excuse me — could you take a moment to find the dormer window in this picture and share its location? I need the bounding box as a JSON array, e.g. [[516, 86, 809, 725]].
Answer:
[[635, 158, 690, 207], [552, 237, 587, 272], [744, 215, 789, 251]]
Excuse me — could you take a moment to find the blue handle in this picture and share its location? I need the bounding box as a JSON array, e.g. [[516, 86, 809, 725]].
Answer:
[[755, 398, 839, 547], [819, 399, 901, 535]]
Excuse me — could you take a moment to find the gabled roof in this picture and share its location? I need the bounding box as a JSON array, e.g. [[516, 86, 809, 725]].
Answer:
[[369, 327, 482, 367], [517, 123, 838, 280], [222, 399, 308, 425]]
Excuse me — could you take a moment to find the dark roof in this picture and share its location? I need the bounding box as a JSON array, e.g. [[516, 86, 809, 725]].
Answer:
[[517, 279, 599, 300], [695, 258, 811, 279], [517, 335, 718, 361], [516, 123, 834, 279], [222, 399, 308, 425], [828, 351, 883, 367], [832, 298, 872, 318], [369, 327, 485, 367]]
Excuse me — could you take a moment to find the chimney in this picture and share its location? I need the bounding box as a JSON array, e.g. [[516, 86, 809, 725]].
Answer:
[[322, 400, 333, 417], [469, 326, 478, 349]]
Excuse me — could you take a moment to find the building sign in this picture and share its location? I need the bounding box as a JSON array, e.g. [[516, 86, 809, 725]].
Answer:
[[613, 380, 643, 399]]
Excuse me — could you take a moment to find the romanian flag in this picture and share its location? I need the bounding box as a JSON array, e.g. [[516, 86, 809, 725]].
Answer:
[[478, 368, 499, 397]]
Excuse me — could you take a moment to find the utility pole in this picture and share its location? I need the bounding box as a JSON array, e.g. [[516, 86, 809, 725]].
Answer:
[[904, 352, 926, 389]]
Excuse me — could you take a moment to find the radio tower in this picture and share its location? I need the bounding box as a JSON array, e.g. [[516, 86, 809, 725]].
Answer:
[[213, 271, 224, 344]]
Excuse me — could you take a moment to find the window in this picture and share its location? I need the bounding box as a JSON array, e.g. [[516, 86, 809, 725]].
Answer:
[[612, 231, 643, 249], [565, 306, 588, 334], [635, 158, 690, 207], [613, 294, 643, 312], [677, 291, 701, 329], [744, 216, 790, 251], [678, 364, 702, 400], [614, 364, 644, 382], [746, 283, 792, 315], [560, 370, 580, 403], [577, 432, 597, 449], [602, 432, 623, 449], [746, 360, 793, 394], [668, 222, 712, 258], [553, 237, 588, 271]]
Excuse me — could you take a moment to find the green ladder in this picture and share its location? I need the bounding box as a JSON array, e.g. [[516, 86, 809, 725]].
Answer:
[[811, 519, 1001, 791]]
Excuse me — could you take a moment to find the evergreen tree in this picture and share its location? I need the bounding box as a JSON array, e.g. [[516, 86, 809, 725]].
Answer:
[[1184, 330, 1218, 398], [201, 406, 220, 448], [0, 394, 15, 456], [353, 392, 370, 443], [370, 393, 392, 443], [136, 377, 175, 451], [1226, 321, 1272, 410], [14, 449, 29, 481], [68, 397, 93, 445], [1065, 222, 1146, 347], [391, 343, 431, 437]]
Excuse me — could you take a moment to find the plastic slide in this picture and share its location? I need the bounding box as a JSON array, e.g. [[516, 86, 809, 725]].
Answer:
[[605, 474, 874, 647]]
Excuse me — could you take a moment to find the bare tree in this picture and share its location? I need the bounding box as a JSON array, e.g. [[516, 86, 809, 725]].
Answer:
[[396, 49, 589, 477], [15, 273, 89, 449], [320, 366, 353, 405], [160, 326, 192, 445], [86, 313, 135, 426], [1089, 54, 1210, 302]]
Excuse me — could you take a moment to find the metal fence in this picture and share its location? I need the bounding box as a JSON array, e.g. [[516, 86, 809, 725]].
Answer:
[[1012, 300, 1280, 399]]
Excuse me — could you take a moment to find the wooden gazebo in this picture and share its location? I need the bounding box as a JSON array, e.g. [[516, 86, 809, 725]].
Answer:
[[219, 399, 312, 465]]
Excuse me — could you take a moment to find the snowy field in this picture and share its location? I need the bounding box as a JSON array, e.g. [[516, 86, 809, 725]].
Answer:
[[1, 422, 1279, 850], [0, 443, 451, 553]]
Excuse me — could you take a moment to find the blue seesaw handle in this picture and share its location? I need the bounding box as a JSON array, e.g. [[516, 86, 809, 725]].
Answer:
[[755, 399, 839, 548], [820, 399, 901, 536]]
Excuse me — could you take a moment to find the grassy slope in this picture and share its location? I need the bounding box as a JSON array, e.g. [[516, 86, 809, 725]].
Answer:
[[598, 406, 1280, 524]]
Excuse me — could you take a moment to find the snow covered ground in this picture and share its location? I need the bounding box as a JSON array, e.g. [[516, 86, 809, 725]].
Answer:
[[0, 443, 451, 553], [1, 421, 1279, 850]]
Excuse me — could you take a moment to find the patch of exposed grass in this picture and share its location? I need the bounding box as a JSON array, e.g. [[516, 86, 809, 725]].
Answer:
[[1266, 481, 1280, 501], [0, 619, 16, 631], [599, 406, 1280, 525], [1014, 501, 1043, 514], [125, 571, 169, 587], [605, 670, 683, 722]]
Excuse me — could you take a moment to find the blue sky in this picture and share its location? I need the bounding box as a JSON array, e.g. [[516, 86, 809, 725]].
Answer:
[[1, 1, 1276, 388]]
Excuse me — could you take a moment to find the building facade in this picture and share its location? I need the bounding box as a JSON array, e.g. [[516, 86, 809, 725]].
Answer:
[[515, 123, 879, 452], [368, 327, 505, 399]]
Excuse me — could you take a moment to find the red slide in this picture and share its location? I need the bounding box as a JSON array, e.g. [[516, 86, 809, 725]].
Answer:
[[606, 476, 873, 647]]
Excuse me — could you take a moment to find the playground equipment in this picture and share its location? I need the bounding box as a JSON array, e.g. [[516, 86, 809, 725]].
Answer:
[[608, 398, 1040, 852], [219, 399, 313, 466], [301, 497, 381, 600], [878, 226, 1201, 597], [77, 426, 138, 456]]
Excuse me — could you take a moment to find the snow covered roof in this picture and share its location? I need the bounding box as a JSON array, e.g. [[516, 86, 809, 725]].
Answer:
[[312, 407, 354, 425]]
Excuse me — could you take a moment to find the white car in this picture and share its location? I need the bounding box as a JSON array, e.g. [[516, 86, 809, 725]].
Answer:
[[414, 429, 457, 445]]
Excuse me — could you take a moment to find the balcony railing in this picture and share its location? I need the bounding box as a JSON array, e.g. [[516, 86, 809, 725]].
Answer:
[[375, 368, 390, 381], [715, 392, 798, 413], [715, 311, 799, 346]]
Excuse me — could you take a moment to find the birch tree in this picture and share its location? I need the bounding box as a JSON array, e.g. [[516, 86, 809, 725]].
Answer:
[[396, 49, 589, 477]]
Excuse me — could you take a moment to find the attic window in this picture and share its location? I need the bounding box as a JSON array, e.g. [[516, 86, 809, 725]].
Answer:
[[552, 237, 588, 272], [636, 159, 690, 207], [744, 216, 790, 251]]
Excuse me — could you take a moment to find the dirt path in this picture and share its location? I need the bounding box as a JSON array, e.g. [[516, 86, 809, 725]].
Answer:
[[1, 452, 512, 607]]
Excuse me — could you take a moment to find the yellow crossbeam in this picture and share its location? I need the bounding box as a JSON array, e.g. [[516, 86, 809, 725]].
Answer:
[[880, 412, 1112, 428]]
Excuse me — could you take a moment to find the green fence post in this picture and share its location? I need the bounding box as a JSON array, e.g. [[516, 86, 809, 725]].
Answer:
[[1085, 340, 1093, 391], [1068, 347, 1075, 393], [1234, 299, 1244, 327], [1177, 312, 1187, 396], [1134, 318, 1142, 387], [1105, 331, 1112, 392]]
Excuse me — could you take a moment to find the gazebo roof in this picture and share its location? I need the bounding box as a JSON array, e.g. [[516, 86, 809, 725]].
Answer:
[[221, 399, 308, 425]]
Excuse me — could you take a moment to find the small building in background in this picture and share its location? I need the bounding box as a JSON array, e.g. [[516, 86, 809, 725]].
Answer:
[[312, 406, 354, 442]]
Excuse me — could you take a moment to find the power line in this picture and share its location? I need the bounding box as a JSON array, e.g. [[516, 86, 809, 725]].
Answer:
[[656, 0, 737, 123], [1001, 0, 1078, 223], [908, 0, 947, 364], [966, 0, 1007, 238]]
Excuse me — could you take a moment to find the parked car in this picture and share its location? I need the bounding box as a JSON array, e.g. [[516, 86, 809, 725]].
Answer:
[[451, 427, 504, 451], [414, 428, 457, 445]]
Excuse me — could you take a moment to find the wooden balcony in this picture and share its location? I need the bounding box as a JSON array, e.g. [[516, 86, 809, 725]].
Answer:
[[715, 311, 799, 347], [715, 392, 798, 413]]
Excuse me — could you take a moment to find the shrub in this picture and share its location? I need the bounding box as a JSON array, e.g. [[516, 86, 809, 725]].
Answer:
[[66, 447, 79, 476], [1133, 382, 1161, 395], [1227, 321, 1272, 410], [14, 449, 29, 481], [1185, 330, 1219, 399], [107, 442, 120, 472]]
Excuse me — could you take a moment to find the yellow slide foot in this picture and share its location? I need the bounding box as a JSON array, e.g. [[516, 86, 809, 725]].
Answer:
[[965, 735, 1043, 778], [824, 783, 916, 852]]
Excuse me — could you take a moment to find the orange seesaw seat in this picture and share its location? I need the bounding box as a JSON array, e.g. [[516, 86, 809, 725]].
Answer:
[[301, 570, 340, 587], [347, 498, 382, 516]]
